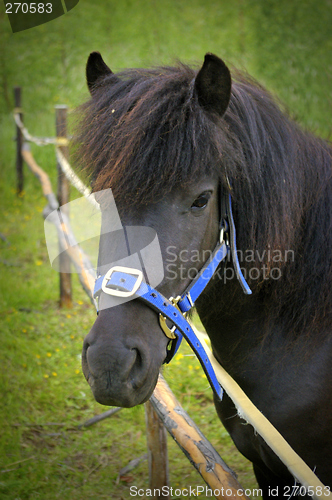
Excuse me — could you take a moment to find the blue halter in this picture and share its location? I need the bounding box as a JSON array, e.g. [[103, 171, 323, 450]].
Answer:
[[93, 193, 251, 400]]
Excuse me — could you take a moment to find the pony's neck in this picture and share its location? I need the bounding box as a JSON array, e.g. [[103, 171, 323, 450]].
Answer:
[[198, 89, 332, 349]]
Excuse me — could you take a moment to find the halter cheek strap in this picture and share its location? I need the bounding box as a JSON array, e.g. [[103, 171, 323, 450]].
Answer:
[[93, 194, 251, 400]]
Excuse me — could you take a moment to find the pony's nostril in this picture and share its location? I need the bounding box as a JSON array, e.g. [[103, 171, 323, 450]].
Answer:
[[83, 338, 91, 355], [131, 347, 142, 365], [129, 347, 145, 390]]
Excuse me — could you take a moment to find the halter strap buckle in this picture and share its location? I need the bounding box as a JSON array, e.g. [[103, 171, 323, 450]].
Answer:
[[101, 266, 143, 298], [159, 296, 185, 340]]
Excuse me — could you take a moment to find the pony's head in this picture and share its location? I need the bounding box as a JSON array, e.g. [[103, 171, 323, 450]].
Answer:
[[79, 52, 234, 406], [78, 51, 327, 407]]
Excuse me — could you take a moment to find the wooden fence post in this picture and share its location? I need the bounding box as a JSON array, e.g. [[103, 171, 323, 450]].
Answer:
[[14, 86, 24, 195], [55, 105, 72, 308], [150, 375, 251, 500], [145, 400, 170, 499]]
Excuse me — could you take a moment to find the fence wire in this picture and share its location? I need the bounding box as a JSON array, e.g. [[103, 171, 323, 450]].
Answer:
[[14, 111, 99, 209], [14, 111, 69, 146]]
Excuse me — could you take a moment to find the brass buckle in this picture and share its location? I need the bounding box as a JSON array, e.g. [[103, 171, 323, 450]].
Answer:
[[159, 296, 186, 340], [101, 266, 143, 298]]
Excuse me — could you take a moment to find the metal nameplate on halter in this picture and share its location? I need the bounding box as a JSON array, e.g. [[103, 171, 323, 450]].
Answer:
[[101, 266, 143, 298]]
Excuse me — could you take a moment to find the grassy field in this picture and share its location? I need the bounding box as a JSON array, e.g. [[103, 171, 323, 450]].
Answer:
[[0, 0, 331, 499]]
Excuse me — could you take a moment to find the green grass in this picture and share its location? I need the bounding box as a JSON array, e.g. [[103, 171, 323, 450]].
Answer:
[[1, 0, 331, 498]]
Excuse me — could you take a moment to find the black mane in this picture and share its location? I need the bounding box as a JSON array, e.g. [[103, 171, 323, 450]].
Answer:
[[75, 63, 235, 201], [75, 61, 332, 339]]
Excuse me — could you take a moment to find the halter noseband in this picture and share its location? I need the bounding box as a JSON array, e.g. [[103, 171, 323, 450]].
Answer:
[[93, 193, 251, 400]]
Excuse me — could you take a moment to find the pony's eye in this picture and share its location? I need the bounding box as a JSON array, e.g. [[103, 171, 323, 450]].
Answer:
[[191, 192, 211, 212]]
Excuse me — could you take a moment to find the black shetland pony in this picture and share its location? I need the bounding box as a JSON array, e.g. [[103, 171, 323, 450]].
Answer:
[[78, 52, 332, 495]]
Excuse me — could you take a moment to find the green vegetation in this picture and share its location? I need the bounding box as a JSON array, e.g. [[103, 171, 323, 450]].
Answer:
[[0, 1, 331, 498]]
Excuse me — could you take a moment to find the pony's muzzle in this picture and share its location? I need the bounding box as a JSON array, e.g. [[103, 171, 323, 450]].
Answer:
[[81, 304, 168, 407], [82, 338, 147, 407]]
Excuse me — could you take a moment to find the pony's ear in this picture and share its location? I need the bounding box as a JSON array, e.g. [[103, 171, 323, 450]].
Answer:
[[195, 53, 231, 117], [86, 52, 114, 94]]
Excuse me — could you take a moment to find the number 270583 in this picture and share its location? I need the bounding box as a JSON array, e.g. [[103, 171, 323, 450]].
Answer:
[[6, 3, 53, 14]]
